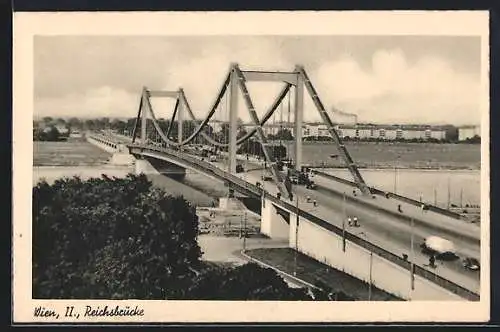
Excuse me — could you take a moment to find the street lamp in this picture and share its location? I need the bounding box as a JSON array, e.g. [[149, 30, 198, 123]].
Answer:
[[394, 155, 400, 194], [357, 231, 373, 301], [342, 192, 347, 252], [294, 194, 299, 277], [409, 217, 415, 300]]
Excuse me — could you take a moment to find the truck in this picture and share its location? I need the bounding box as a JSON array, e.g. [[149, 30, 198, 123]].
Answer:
[[287, 168, 316, 189]]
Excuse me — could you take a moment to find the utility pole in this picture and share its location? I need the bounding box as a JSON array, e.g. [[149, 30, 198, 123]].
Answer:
[[410, 217, 415, 299], [243, 210, 247, 251], [342, 192, 346, 252], [294, 194, 299, 276], [369, 252, 373, 301], [447, 177, 451, 210], [394, 165, 397, 194], [460, 188, 463, 208]]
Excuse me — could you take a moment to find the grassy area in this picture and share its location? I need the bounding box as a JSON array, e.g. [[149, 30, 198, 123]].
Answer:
[[301, 141, 480, 170], [34, 141, 112, 166], [245, 247, 402, 301]]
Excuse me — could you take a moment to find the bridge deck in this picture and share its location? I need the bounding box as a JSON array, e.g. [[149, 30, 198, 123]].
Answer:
[[90, 132, 480, 299]]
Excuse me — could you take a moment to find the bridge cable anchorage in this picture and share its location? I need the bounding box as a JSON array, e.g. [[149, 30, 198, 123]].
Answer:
[[234, 65, 291, 199], [296, 66, 370, 195]]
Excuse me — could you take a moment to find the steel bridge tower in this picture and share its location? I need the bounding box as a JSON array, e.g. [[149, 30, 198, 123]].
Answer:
[[131, 63, 370, 196]]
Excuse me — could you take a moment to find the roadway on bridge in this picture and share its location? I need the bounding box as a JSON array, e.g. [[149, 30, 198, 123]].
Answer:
[[103, 132, 480, 294], [225, 160, 480, 294]]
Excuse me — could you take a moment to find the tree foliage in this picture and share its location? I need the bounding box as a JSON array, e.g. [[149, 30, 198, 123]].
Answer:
[[33, 126, 65, 141], [185, 263, 312, 300], [33, 174, 201, 299], [33, 175, 324, 300]]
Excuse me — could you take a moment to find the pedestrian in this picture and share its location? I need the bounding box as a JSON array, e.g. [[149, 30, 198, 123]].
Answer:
[[313, 200, 317, 207], [353, 216, 359, 227], [277, 192, 281, 199], [306, 196, 311, 203], [398, 204, 402, 213], [347, 217, 352, 226], [429, 255, 436, 268]]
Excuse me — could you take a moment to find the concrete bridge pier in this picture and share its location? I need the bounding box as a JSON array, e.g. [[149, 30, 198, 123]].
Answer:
[[109, 144, 136, 166], [260, 198, 290, 239]]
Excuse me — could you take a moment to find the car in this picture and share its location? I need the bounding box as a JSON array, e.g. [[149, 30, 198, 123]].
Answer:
[[463, 257, 480, 271], [306, 181, 316, 189], [209, 155, 217, 162]]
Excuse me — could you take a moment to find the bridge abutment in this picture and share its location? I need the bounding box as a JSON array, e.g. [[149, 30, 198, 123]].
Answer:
[[260, 198, 290, 239]]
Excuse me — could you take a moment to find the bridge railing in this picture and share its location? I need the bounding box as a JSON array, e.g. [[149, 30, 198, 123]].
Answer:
[[129, 143, 480, 301], [87, 132, 118, 149], [312, 170, 465, 220]]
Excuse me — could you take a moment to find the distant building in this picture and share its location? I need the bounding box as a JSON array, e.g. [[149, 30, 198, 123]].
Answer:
[[301, 123, 447, 141], [458, 125, 480, 141], [209, 120, 224, 134]]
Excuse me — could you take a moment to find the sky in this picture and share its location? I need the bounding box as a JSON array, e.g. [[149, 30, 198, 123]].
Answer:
[[34, 35, 482, 126]]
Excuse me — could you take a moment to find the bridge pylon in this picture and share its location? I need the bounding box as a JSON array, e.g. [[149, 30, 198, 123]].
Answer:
[[131, 63, 371, 196]]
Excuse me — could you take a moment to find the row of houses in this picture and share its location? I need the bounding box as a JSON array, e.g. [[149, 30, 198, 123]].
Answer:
[[193, 119, 481, 142], [240, 123, 449, 141]]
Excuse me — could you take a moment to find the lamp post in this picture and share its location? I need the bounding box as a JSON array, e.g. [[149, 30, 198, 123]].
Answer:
[[447, 176, 451, 210], [357, 231, 373, 300], [294, 194, 299, 277], [342, 192, 346, 252], [409, 217, 415, 299], [394, 155, 400, 194]]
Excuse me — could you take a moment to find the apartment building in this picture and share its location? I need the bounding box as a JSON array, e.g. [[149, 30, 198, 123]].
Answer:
[[458, 125, 481, 141]]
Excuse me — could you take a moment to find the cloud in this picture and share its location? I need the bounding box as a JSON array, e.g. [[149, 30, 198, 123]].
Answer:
[[313, 48, 480, 125], [35, 41, 481, 126], [156, 38, 295, 122], [35, 86, 139, 118]]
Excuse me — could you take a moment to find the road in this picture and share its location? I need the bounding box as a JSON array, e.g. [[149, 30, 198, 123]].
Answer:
[[227, 159, 480, 294], [103, 133, 480, 293]]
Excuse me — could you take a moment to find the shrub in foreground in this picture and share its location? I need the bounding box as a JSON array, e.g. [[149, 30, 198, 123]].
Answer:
[[33, 174, 327, 300]]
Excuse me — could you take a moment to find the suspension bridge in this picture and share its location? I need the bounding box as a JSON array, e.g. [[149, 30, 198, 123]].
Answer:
[[86, 63, 481, 301]]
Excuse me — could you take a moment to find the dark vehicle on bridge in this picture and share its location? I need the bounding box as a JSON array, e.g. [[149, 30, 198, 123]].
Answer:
[[288, 169, 315, 188], [462, 257, 480, 271], [305, 180, 316, 189]]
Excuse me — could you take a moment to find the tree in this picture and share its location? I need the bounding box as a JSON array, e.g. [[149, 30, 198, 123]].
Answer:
[[33, 174, 201, 299], [32, 175, 318, 300], [272, 128, 293, 141]]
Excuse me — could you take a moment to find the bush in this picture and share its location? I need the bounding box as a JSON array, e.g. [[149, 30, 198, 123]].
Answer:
[[183, 262, 312, 300], [33, 174, 201, 299], [33, 174, 318, 300]]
